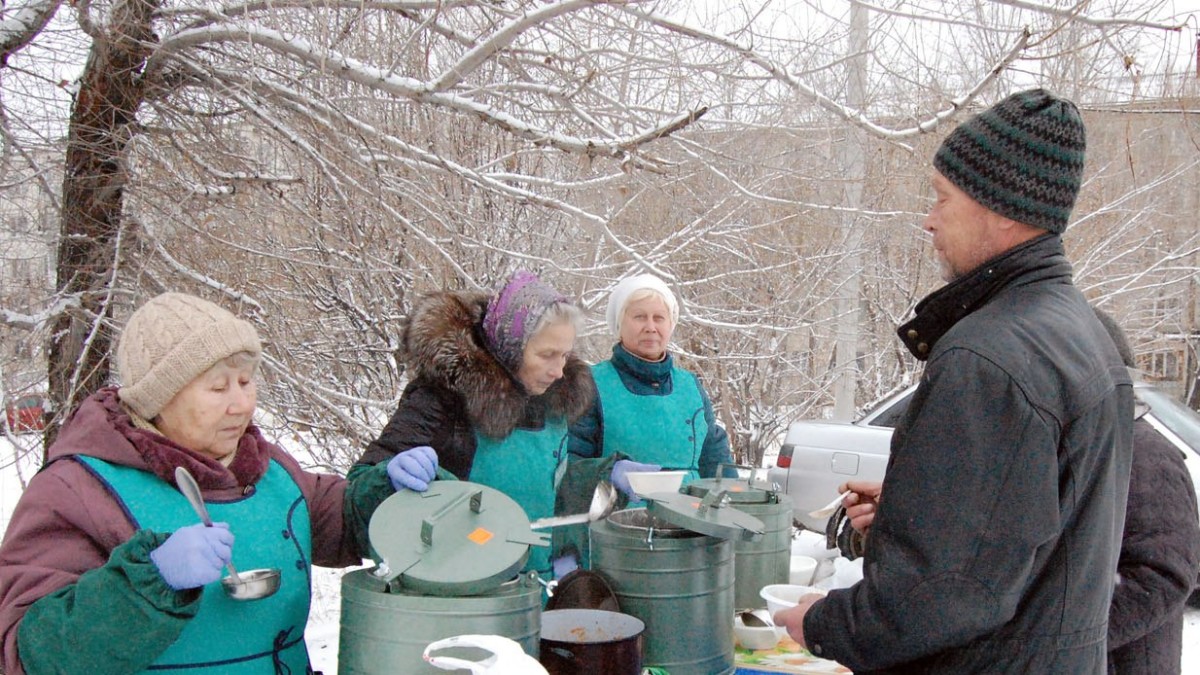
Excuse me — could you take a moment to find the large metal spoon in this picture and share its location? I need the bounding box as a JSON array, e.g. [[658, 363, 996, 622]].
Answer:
[[529, 481, 618, 530], [174, 466, 243, 584]]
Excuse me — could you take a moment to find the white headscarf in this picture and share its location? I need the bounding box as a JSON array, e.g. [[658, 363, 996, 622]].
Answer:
[[605, 274, 680, 338]]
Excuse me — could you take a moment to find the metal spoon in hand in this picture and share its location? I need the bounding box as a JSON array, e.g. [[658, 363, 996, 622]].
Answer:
[[175, 466, 243, 584]]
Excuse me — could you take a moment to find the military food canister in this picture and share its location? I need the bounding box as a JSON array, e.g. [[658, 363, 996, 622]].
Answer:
[[589, 489, 764, 675], [685, 471, 791, 609], [338, 482, 548, 674]]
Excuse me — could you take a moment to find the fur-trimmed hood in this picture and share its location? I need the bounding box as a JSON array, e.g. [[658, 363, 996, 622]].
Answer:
[[401, 290, 593, 439]]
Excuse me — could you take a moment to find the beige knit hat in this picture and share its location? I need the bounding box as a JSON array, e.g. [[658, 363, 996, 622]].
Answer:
[[117, 292, 261, 419]]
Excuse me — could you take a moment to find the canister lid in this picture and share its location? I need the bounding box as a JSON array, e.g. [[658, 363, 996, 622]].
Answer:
[[684, 476, 777, 504], [645, 490, 765, 541], [367, 481, 549, 596]]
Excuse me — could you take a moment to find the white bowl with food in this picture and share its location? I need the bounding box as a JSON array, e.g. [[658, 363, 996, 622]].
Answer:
[[760, 583, 826, 617], [624, 470, 687, 498]]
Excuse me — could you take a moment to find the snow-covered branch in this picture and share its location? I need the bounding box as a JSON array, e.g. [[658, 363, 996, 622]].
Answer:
[[0, 0, 60, 66], [149, 22, 706, 159]]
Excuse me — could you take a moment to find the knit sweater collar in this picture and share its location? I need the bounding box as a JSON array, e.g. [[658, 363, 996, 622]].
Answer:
[[611, 343, 674, 387], [897, 233, 1072, 360]]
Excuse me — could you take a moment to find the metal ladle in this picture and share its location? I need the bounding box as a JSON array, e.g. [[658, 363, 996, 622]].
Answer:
[[174, 466, 281, 600], [529, 481, 618, 530]]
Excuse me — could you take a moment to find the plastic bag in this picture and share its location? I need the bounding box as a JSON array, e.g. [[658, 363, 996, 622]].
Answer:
[[422, 634, 548, 674]]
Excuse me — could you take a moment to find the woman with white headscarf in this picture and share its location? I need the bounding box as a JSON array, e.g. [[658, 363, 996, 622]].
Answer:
[[568, 273, 733, 500]]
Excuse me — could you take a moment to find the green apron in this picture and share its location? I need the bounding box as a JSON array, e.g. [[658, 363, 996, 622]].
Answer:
[[592, 360, 708, 483], [470, 418, 568, 577], [77, 456, 313, 674]]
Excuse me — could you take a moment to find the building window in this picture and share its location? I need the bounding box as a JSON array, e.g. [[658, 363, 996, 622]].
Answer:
[[1139, 349, 1181, 381]]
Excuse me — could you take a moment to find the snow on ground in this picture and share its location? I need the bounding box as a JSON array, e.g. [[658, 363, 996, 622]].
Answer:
[[2, 434, 1197, 673]]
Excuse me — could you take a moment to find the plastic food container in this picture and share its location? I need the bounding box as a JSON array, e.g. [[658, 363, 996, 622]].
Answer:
[[760, 583, 826, 617], [788, 555, 818, 585], [733, 610, 781, 650], [624, 470, 687, 499]]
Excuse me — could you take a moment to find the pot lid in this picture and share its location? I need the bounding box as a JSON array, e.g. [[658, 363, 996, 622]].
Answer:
[[684, 476, 777, 504], [367, 481, 548, 596], [544, 569, 620, 612], [644, 489, 765, 541]]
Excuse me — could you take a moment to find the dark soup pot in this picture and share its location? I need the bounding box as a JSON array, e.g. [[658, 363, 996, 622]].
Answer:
[[539, 608, 644, 675]]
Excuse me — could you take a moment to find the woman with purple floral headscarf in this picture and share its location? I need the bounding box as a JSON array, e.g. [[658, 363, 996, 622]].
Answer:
[[350, 271, 594, 579]]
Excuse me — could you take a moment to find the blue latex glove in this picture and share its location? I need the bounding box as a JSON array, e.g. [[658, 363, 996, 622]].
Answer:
[[150, 522, 234, 591], [610, 459, 662, 500], [552, 554, 579, 579], [387, 446, 438, 492]]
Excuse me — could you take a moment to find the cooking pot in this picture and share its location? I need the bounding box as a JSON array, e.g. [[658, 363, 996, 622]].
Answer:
[[590, 489, 764, 675], [539, 608, 644, 675], [684, 466, 791, 609], [340, 482, 547, 674]]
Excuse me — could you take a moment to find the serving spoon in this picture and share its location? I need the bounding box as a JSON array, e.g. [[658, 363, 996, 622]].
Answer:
[[175, 466, 243, 584], [529, 481, 618, 530]]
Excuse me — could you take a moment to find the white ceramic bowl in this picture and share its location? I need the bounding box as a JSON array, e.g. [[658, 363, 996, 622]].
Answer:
[[733, 610, 781, 650], [760, 583, 826, 617], [789, 554, 818, 585], [624, 470, 687, 498]]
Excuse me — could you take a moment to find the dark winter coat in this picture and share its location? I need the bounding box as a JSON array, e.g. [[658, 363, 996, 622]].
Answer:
[[0, 388, 394, 675], [1108, 415, 1200, 674], [804, 234, 1134, 673], [354, 290, 594, 480]]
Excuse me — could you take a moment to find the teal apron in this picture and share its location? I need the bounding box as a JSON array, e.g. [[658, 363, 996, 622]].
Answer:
[[76, 456, 313, 674], [592, 360, 708, 483], [470, 418, 568, 577]]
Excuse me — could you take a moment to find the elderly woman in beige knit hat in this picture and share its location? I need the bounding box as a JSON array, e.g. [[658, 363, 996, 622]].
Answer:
[[0, 292, 410, 675]]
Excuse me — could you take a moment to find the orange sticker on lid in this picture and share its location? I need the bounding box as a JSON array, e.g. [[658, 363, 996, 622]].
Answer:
[[468, 528, 495, 545]]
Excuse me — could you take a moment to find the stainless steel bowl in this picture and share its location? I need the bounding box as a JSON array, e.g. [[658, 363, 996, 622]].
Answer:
[[221, 567, 281, 601]]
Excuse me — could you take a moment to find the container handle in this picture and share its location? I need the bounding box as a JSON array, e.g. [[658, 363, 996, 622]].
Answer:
[[696, 489, 731, 516], [718, 462, 768, 486], [421, 489, 483, 547]]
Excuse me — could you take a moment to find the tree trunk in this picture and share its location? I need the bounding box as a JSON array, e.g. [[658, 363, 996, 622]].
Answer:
[[831, 3, 869, 421], [45, 0, 158, 452]]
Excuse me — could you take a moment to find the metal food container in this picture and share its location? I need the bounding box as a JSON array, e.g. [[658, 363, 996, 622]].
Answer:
[[685, 470, 791, 609], [589, 489, 764, 675], [338, 481, 548, 674]]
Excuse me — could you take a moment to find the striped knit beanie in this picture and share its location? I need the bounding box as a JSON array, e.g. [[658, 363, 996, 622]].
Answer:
[[117, 292, 261, 419], [482, 271, 568, 375], [934, 88, 1086, 234]]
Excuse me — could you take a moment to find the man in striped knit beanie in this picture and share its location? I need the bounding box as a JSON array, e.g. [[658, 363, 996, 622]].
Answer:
[[774, 90, 1135, 674]]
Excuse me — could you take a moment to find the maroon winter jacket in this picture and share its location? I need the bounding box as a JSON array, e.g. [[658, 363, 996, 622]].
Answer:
[[0, 388, 366, 675]]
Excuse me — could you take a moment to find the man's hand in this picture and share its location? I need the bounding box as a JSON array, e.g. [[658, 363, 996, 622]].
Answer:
[[840, 480, 883, 536], [772, 593, 825, 650]]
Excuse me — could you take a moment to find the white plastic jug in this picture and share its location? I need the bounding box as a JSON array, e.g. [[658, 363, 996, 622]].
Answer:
[[422, 634, 548, 674]]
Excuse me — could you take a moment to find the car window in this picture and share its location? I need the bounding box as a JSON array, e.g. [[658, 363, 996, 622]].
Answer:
[[867, 392, 914, 429], [1137, 387, 1200, 453]]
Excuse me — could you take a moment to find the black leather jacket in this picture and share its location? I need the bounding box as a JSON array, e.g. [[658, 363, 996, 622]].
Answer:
[[806, 235, 1134, 673]]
